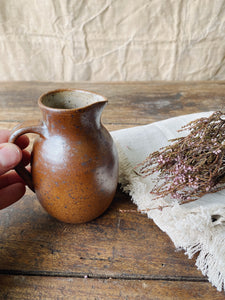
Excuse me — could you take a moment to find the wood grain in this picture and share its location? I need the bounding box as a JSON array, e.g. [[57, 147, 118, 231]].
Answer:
[[0, 81, 224, 125], [0, 190, 202, 280], [0, 81, 225, 299], [0, 275, 223, 300]]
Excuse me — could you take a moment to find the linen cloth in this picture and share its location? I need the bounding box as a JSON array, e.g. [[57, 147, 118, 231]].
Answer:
[[111, 111, 225, 292]]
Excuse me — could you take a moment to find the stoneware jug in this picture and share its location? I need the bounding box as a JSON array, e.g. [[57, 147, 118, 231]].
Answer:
[[9, 89, 119, 224]]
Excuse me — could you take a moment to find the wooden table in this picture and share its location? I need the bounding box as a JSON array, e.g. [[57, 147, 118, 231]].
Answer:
[[0, 82, 225, 299]]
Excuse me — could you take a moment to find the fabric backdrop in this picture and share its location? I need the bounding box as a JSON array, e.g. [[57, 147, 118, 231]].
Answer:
[[0, 0, 225, 81]]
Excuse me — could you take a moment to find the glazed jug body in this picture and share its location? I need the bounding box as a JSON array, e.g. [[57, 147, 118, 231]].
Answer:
[[10, 89, 119, 224]]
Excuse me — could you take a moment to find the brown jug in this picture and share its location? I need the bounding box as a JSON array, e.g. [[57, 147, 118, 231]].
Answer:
[[9, 89, 119, 224]]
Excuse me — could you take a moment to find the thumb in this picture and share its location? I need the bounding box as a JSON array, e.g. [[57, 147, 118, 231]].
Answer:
[[0, 143, 22, 176]]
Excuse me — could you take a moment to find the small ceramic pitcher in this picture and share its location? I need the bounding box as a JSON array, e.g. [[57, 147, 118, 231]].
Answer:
[[9, 89, 119, 224]]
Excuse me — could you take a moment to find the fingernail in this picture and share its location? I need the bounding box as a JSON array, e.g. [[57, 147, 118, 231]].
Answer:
[[0, 143, 22, 168]]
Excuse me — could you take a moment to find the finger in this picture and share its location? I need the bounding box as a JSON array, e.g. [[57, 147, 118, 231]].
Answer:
[[0, 143, 22, 176], [15, 135, 30, 150], [0, 182, 26, 209], [0, 130, 29, 149], [22, 150, 31, 166], [0, 130, 10, 143], [0, 171, 24, 189]]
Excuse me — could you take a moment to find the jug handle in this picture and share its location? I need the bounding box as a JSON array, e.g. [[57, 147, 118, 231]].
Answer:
[[8, 121, 45, 192]]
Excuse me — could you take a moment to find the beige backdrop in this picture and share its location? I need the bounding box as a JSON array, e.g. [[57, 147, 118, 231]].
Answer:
[[0, 0, 225, 81]]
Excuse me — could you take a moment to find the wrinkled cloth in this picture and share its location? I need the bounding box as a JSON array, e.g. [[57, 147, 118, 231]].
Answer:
[[0, 0, 225, 81], [111, 112, 225, 292]]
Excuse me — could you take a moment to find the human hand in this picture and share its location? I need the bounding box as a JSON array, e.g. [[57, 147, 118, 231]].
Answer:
[[0, 129, 30, 209]]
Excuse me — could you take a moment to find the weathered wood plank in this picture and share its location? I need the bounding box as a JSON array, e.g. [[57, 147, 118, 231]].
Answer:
[[0, 189, 203, 279], [0, 275, 223, 300], [0, 81, 224, 124]]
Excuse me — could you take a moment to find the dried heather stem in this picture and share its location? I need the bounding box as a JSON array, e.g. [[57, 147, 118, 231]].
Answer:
[[137, 111, 225, 204]]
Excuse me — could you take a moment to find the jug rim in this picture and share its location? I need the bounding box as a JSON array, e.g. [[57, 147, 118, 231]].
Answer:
[[38, 88, 108, 112]]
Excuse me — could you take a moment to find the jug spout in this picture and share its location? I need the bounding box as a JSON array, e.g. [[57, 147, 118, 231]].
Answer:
[[73, 99, 107, 132], [88, 97, 107, 114], [39, 89, 108, 111], [38, 89, 108, 132]]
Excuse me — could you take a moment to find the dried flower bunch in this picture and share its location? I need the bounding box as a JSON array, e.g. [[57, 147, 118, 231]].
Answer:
[[137, 111, 225, 204]]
